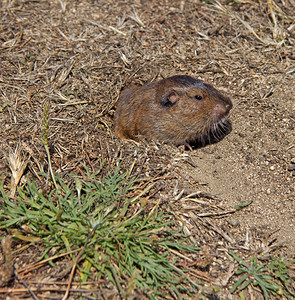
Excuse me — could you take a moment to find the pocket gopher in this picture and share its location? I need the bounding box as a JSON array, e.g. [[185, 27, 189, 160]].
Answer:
[[114, 75, 232, 146]]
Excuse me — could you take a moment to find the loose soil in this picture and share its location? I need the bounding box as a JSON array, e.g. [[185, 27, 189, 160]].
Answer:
[[0, 0, 294, 299]]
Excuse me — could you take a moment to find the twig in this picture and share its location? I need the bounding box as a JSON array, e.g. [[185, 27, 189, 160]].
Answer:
[[15, 272, 39, 300], [18, 248, 82, 275], [196, 210, 236, 217], [42, 101, 58, 190]]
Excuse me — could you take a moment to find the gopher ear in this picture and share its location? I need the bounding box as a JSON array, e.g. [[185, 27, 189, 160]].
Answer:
[[160, 90, 180, 107]]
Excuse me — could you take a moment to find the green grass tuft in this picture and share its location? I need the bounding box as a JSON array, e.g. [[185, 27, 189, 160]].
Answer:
[[0, 166, 200, 299], [229, 252, 295, 299]]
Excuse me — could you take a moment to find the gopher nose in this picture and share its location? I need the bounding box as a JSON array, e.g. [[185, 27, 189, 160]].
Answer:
[[211, 104, 229, 120]]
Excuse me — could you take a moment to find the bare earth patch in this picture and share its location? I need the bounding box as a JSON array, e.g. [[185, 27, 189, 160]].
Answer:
[[0, 0, 294, 298]]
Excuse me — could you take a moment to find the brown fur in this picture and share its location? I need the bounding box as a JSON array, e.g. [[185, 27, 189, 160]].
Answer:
[[114, 75, 233, 145]]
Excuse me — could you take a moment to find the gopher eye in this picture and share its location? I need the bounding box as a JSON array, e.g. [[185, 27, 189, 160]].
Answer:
[[195, 95, 203, 101]]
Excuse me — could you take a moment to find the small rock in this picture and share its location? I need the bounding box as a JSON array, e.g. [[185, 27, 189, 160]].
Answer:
[[229, 219, 239, 226]]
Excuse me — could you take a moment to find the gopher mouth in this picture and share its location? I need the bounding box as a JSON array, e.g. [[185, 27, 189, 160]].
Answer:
[[188, 117, 232, 148]]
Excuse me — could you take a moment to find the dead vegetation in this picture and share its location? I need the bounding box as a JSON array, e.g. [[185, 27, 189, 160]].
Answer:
[[0, 0, 295, 299]]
